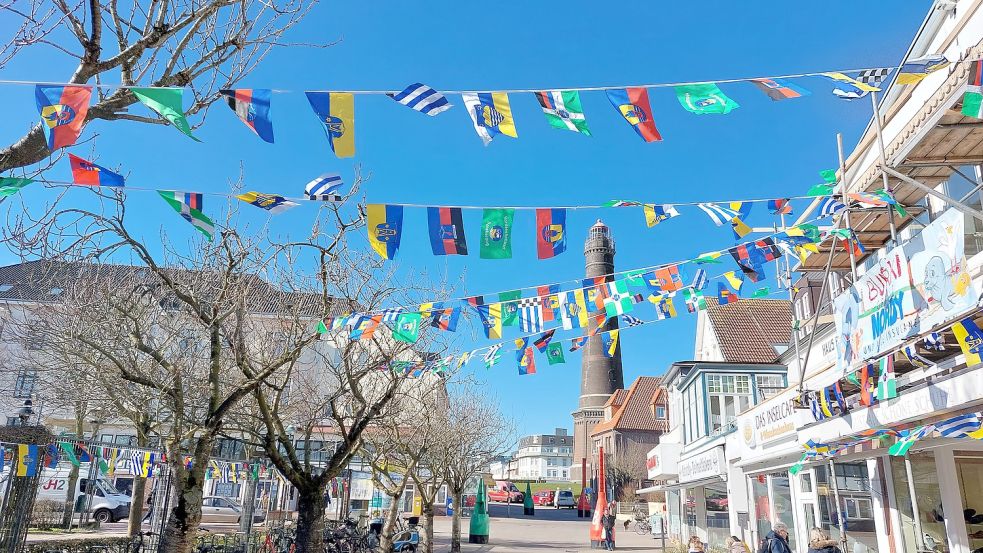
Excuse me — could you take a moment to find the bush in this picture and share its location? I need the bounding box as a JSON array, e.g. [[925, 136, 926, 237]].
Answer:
[[24, 536, 131, 552], [30, 499, 66, 530]]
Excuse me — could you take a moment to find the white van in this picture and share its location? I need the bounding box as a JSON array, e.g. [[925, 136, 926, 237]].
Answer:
[[1, 466, 133, 523]]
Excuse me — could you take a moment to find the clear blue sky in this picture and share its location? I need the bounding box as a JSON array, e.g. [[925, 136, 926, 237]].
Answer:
[[0, 2, 930, 437]]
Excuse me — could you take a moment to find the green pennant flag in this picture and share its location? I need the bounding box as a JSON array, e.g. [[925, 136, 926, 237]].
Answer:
[[392, 312, 422, 344], [499, 290, 521, 327], [0, 177, 33, 198], [316, 321, 328, 334], [130, 87, 201, 141], [675, 83, 740, 115], [797, 224, 821, 242], [546, 342, 566, 365], [788, 454, 808, 476], [479, 208, 515, 259], [820, 169, 838, 184], [98, 458, 110, 475], [59, 442, 80, 467], [876, 189, 909, 217], [624, 270, 646, 288], [845, 371, 860, 386], [157, 191, 215, 240], [807, 184, 835, 197], [751, 287, 770, 298]]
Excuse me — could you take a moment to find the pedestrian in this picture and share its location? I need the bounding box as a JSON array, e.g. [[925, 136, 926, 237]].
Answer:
[[688, 535, 705, 552], [601, 502, 617, 550], [141, 485, 156, 524], [807, 528, 842, 553], [726, 536, 749, 553], [760, 522, 792, 553]]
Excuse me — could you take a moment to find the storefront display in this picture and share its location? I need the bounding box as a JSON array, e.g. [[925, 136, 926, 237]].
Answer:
[[890, 452, 947, 553], [815, 462, 878, 553], [750, 472, 797, 551], [956, 452, 983, 553]]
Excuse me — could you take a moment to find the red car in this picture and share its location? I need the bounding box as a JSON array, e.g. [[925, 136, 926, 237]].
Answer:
[[487, 482, 524, 503], [532, 490, 555, 506]]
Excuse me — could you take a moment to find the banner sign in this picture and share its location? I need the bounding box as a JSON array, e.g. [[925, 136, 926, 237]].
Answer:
[[833, 209, 975, 370]]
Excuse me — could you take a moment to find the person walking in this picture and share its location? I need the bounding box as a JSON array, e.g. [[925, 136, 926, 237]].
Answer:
[[726, 536, 750, 553], [601, 502, 617, 550], [141, 485, 156, 524], [761, 522, 793, 553], [807, 528, 843, 553]]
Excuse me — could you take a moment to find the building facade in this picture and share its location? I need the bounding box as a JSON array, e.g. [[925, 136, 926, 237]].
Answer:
[[590, 376, 668, 485], [514, 428, 575, 481]]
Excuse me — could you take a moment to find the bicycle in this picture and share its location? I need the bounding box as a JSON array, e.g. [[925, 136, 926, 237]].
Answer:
[[129, 531, 155, 553], [632, 518, 652, 535]]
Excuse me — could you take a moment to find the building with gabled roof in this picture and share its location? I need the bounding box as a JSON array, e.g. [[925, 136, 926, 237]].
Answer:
[[590, 376, 668, 483]]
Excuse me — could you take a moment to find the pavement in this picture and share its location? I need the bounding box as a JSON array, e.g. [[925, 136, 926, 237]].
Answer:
[[25, 504, 670, 551]]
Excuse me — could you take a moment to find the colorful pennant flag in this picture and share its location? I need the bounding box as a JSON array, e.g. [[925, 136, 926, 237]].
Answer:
[[606, 87, 662, 142], [691, 268, 708, 291], [723, 271, 744, 291], [807, 184, 835, 197], [236, 192, 299, 214], [477, 303, 503, 339], [643, 204, 679, 227], [17, 444, 40, 477], [518, 347, 537, 375], [533, 329, 556, 352], [876, 355, 897, 401], [428, 207, 468, 256], [158, 191, 214, 240], [675, 83, 739, 114], [388, 83, 451, 116], [818, 197, 846, 217], [964, 60, 983, 119], [604, 280, 634, 318], [559, 290, 589, 330], [768, 199, 793, 215], [68, 154, 125, 187], [366, 204, 403, 260], [219, 89, 274, 143], [823, 70, 886, 100], [36, 84, 92, 150], [483, 343, 502, 368], [305, 173, 343, 201], [952, 317, 983, 366], [480, 208, 515, 259], [500, 291, 521, 327], [653, 265, 684, 293], [750, 78, 810, 101], [462, 92, 517, 145], [900, 345, 932, 369], [682, 288, 707, 312], [889, 426, 934, 456], [897, 55, 949, 85], [601, 330, 619, 358], [934, 413, 981, 438], [430, 307, 460, 332], [535, 90, 590, 135], [0, 177, 32, 198], [546, 342, 566, 365], [858, 363, 876, 407], [697, 203, 740, 226], [569, 335, 589, 352], [650, 294, 676, 320], [622, 314, 645, 327], [751, 287, 770, 298], [131, 87, 200, 141], [518, 297, 545, 333], [306, 92, 355, 158], [535, 208, 567, 259], [717, 282, 739, 304], [538, 284, 560, 323], [350, 314, 382, 340]]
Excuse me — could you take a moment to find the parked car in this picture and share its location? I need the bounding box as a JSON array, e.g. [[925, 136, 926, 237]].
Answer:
[[486, 481, 524, 503], [554, 490, 576, 509], [200, 496, 266, 524], [532, 490, 554, 506]]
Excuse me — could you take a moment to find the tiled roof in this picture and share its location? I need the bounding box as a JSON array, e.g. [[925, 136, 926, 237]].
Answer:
[[0, 260, 354, 316], [704, 298, 792, 363], [591, 376, 666, 435], [603, 389, 629, 408]]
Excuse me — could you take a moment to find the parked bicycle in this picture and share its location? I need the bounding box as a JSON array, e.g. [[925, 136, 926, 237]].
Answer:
[[632, 518, 652, 535], [129, 531, 155, 553]]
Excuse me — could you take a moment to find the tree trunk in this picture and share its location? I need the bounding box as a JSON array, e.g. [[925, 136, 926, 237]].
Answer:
[[421, 501, 435, 553], [127, 475, 147, 536], [62, 463, 81, 528], [450, 488, 463, 553], [158, 442, 212, 553], [294, 485, 327, 553], [379, 486, 405, 553]]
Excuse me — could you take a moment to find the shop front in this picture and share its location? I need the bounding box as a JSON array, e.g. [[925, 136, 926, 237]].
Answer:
[[661, 444, 729, 545]]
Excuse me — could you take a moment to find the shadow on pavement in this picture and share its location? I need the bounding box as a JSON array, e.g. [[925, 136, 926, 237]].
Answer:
[[487, 503, 590, 522]]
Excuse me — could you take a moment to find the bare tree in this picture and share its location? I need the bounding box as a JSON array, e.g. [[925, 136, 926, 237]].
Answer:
[[606, 441, 651, 502], [430, 382, 513, 553], [0, 0, 322, 173]]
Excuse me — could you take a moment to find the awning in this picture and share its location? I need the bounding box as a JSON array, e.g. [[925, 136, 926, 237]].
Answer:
[[635, 475, 725, 494]]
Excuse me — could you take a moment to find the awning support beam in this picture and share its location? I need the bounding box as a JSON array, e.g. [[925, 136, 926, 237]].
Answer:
[[882, 166, 983, 224]]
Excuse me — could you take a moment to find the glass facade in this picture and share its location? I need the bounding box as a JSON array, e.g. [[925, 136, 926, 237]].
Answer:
[[955, 452, 983, 553], [749, 472, 797, 551], [890, 452, 947, 553], [705, 482, 730, 546], [815, 462, 878, 553]]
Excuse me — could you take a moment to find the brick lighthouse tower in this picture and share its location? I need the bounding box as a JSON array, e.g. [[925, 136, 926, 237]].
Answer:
[[572, 220, 624, 470]]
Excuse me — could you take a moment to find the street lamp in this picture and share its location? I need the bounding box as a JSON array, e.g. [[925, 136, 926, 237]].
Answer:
[[15, 399, 34, 425]]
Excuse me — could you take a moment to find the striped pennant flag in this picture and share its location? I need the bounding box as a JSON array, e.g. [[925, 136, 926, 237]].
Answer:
[[482, 343, 502, 368], [388, 83, 452, 116], [889, 425, 934, 456], [697, 203, 740, 226], [818, 197, 846, 217], [691, 268, 708, 291], [935, 413, 981, 438], [518, 298, 544, 333], [622, 314, 645, 328], [380, 308, 402, 323], [305, 173, 343, 201], [923, 332, 945, 351]]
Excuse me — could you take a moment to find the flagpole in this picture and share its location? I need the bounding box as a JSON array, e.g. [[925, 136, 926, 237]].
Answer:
[[836, 133, 859, 281], [780, 211, 806, 403], [869, 90, 898, 245]]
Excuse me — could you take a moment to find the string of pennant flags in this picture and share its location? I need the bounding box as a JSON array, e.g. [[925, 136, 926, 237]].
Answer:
[[11, 56, 969, 158], [0, 439, 278, 481]]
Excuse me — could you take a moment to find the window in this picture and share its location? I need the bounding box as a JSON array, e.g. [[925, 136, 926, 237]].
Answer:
[[655, 405, 667, 419], [842, 497, 873, 520], [755, 375, 786, 401], [5, 416, 18, 426], [707, 375, 752, 435], [13, 367, 38, 398], [0, 284, 12, 292]]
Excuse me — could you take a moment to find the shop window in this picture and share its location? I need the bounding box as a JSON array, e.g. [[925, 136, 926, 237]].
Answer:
[[890, 453, 947, 553], [842, 497, 873, 519], [706, 483, 730, 546], [955, 452, 983, 553], [771, 474, 797, 552], [816, 462, 878, 553], [750, 475, 771, 544]]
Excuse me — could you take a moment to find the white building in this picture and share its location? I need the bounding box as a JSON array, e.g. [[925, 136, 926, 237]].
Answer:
[[514, 428, 574, 481]]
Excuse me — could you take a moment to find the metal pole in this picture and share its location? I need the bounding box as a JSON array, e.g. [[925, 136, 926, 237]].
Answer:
[[796, 234, 840, 391], [882, 167, 983, 223], [837, 133, 859, 281], [828, 460, 848, 550], [902, 455, 926, 551], [870, 91, 898, 244], [780, 212, 807, 396]]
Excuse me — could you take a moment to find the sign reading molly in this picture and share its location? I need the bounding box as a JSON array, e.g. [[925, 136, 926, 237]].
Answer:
[[833, 209, 974, 370]]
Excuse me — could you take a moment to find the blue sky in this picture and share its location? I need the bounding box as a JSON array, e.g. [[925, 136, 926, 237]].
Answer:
[[0, 2, 931, 437]]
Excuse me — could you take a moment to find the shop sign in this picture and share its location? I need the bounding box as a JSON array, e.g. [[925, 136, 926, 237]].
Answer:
[[350, 476, 375, 501], [647, 442, 680, 480], [740, 394, 802, 449], [678, 446, 726, 483], [833, 209, 975, 370]]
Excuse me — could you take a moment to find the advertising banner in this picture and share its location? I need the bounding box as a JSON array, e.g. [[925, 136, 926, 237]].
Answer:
[[833, 209, 975, 370]]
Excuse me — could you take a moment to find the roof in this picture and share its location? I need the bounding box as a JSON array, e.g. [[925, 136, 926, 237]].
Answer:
[[0, 260, 353, 316], [704, 298, 792, 363], [603, 389, 629, 408], [591, 376, 666, 436]]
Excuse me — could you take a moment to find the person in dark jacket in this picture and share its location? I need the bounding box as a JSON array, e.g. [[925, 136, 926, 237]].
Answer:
[[601, 505, 617, 550], [807, 528, 842, 553], [763, 522, 792, 553]]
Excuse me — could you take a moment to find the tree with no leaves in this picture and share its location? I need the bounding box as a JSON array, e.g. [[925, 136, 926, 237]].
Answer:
[[0, 0, 320, 173]]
